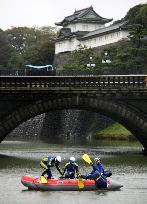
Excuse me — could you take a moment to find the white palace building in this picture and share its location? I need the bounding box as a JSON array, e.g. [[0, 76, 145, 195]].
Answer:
[[55, 6, 129, 54]]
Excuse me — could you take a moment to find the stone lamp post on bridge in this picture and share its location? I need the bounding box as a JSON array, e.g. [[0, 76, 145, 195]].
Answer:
[[102, 51, 111, 74], [87, 56, 96, 69]]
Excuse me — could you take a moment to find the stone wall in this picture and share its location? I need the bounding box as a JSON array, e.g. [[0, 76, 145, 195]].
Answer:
[[40, 110, 114, 145], [53, 51, 72, 68], [6, 110, 113, 144], [53, 42, 117, 68], [7, 114, 45, 141]]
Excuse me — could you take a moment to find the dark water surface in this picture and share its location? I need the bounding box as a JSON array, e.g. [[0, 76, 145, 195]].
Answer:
[[0, 140, 147, 204]]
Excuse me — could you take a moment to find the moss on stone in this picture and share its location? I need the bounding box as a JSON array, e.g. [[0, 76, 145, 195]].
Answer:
[[95, 123, 136, 140]]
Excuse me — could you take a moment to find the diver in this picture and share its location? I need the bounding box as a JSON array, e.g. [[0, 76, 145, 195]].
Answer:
[[62, 157, 79, 179], [40, 155, 62, 179]]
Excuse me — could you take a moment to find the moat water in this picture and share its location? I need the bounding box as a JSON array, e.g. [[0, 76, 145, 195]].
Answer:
[[0, 140, 147, 204]]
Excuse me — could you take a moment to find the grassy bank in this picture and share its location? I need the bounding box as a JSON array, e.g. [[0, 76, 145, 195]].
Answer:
[[95, 123, 136, 141]]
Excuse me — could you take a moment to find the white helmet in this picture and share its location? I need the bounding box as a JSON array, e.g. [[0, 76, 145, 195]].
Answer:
[[70, 156, 75, 162], [56, 156, 61, 162], [94, 157, 101, 162]]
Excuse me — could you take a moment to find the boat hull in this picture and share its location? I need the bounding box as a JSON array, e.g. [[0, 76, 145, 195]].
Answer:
[[21, 175, 123, 191]]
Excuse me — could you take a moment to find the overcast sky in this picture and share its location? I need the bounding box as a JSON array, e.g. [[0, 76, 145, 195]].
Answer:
[[0, 0, 146, 30]]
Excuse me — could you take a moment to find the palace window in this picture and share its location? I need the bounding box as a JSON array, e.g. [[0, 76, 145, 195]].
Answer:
[[117, 32, 120, 36], [82, 24, 88, 30], [95, 25, 100, 30], [72, 25, 76, 32]]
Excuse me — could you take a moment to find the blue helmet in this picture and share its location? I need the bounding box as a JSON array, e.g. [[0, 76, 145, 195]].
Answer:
[[94, 157, 101, 162]]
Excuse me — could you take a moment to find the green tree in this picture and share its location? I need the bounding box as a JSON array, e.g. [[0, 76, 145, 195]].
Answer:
[[106, 39, 147, 74], [124, 3, 147, 29], [6, 27, 42, 54], [63, 45, 95, 70], [0, 29, 14, 68], [128, 24, 144, 48], [113, 3, 147, 29], [5, 26, 57, 68], [23, 38, 55, 66]]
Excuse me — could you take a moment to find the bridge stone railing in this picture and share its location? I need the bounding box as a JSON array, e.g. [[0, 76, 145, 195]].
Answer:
[[0, 75, 146, 89]]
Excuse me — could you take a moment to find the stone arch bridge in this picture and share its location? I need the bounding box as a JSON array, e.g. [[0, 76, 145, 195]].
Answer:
[[0, 75, 147, 153]]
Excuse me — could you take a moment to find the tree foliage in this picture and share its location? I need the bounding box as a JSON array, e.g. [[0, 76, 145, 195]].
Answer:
[[63, 45, 94, 70], [0, 29, 14, 68], [23, 38, 55, 66], [124, 3, 147, 29], [113, 3, 147, 29], [2, 26, 57, 68], [107, 39, 147, 74]]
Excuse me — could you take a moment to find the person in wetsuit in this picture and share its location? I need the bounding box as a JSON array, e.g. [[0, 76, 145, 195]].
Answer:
[[62, 157, 79, 179], [40, 155, 62, 179], [87, 157, 107, 189], [82, 157, 112, 189], [90, 157, 112, 178]]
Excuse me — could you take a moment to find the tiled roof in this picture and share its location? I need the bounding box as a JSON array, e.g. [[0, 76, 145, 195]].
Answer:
[[55, 6, 112, 26], [56, 28, 89, 41], [56, 21, 128, 41], [80, 22, 128, 40], [59, 28, 72, 37]]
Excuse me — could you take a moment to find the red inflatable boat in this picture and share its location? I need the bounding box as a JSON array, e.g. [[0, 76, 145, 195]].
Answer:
[[21, 175, 123, 191]]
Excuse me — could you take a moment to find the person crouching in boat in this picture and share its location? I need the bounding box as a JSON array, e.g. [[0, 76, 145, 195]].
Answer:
[[40, 155, 62, 179], [82, 157, 104, 179], [62, 157, 79, 179], [91, 170, 107, 189], [89, 158, 107, 189], [91, 157, 112, 178], [81, 157, 112, 180], [91, 157, 105, 175], [83, 158, 108, 189]]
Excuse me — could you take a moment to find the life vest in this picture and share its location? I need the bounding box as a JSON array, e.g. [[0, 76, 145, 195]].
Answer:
[[42, 156, 55, 167], [91, 163, 104, 174], [63, 162, 79, 174]]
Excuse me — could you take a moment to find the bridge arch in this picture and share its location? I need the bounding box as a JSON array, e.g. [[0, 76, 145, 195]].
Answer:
[[0, 95, 147, 151]]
